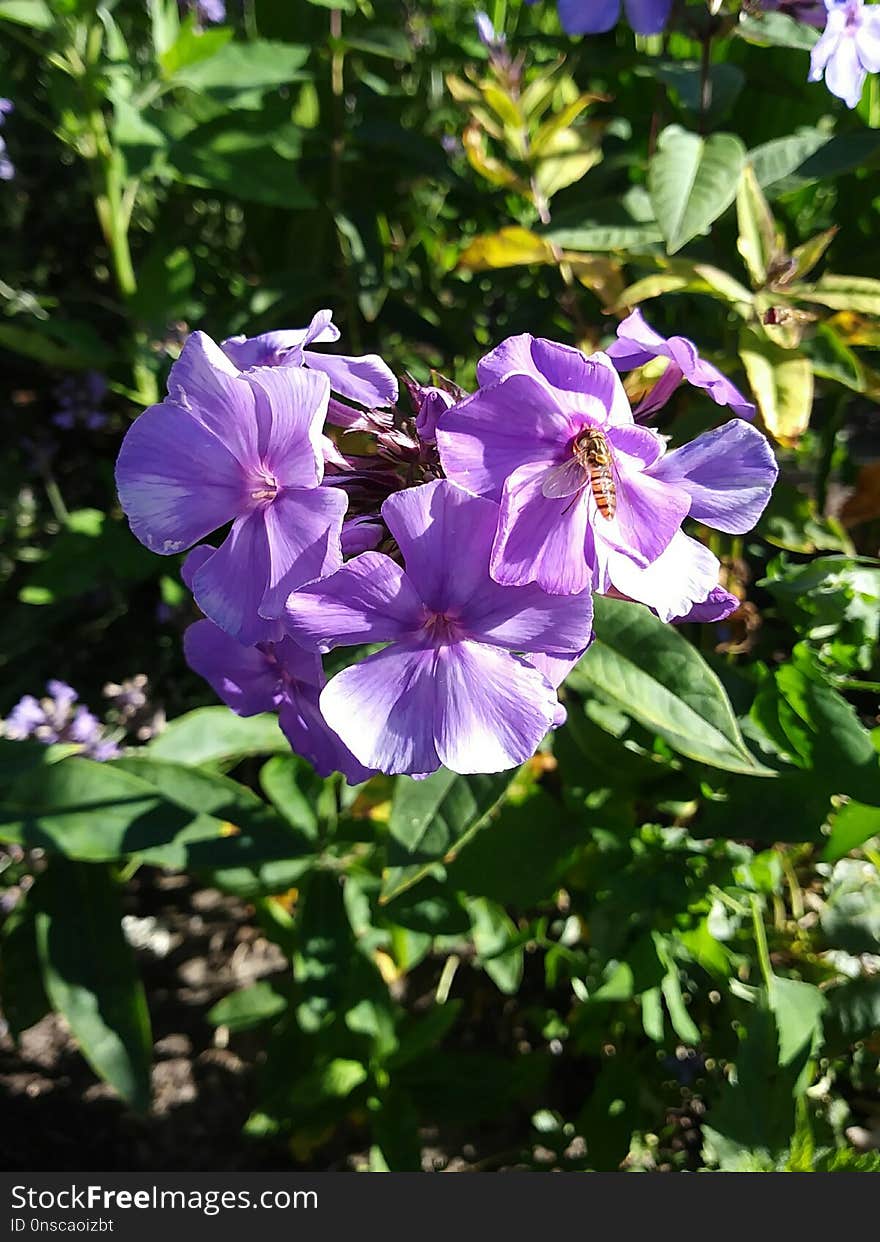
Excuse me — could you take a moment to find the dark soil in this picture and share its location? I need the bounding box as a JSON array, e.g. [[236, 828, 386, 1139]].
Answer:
[[0, 870, 294, 1172]]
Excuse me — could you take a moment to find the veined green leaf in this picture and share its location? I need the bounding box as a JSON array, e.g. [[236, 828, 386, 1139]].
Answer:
[[567, 596, 771, 775], [649, 126, 746, 255]]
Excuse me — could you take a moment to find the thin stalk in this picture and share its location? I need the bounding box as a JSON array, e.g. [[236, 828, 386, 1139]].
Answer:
[[750, 894, 775, 991]]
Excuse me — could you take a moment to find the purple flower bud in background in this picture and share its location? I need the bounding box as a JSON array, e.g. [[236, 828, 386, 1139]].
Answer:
[[536, 0, 672, 36], [184, 620, 372, 784], [196, 0, 226, 21], [2, 681, 120, 760], [115, 331, 348, 646], [809, 0, 880, 108], [222, 309, 398, 434], [606, 311, 756, 421], [414, 385, 454, 445], [285, 479, 593, 776], [0, 99, 15, 182], [340, 514, 385, 557], [476, 10, 506, 52]]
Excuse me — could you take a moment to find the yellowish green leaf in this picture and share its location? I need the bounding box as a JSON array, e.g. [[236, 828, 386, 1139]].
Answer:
[[739, 329, 814, 445], [736, 162, 780, 287], [458, 226, 558, 271]]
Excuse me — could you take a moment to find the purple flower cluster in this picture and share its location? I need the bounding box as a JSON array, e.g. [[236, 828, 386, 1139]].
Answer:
[[51, 371, 108, 431], [2, 680, 119, 760], [116, 309, 776, 781]]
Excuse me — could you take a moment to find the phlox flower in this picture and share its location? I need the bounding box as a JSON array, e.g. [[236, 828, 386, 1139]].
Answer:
[[116, 331, 347, 646], [809, 0, 880, 108], [222, 309, 398, 432], [2, 679, 119, 760], [436, 333, 777, 622], [606, 310, 756, 422], [285, 479, 593, 777], [184, 620, 372, 784]]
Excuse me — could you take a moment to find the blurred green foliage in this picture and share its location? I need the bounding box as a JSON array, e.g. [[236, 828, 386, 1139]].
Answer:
[[0, 0, 879, 1172]]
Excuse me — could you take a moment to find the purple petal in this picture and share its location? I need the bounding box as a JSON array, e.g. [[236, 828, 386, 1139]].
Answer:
[[167, 331, 260, 469], [810, 10, 844, 78], [184, 619, 280, 715], [647, 419, 778, 534], [380, 478, 498, 613], [606, 423, 665, 470], [633, 361, 685, 420], [673, 586, 740, 625], [602, 461, 691, 568], [476, 336, 632, 426], [260, 486, 347, 619], [191, 511, 279, 645], [557, 0, 621, 33], [115, 401, 244, 556], [606, 310, 670, 370], [437, 373, 570, 499], [491, 462, 593, 596], [244, 366, 329, 487], [622, 0, 672, 32], [181, 544, 215, 590], [319, 641, 440, 776], [433, 641, 558, 773], [341, 514, 384, 556], [606, 532, 721, 623], [278, 690, 374, 784], [415, 387, 454, 443], [285, 552, 424, 653], [304, 349, 399, 409], [826, 35, 865, 106], [463, 576, 593, 655], [526, 648, 587, 689]]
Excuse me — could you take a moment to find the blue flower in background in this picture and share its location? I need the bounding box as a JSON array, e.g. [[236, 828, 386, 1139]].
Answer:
[[809, 0, 880, 108], [537, 0, 673, 35]]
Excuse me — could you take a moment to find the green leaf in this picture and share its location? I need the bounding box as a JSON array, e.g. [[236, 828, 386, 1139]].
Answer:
[[739, 328, 814, 445], [823, 800, 880, 862], [381, 768, 521, 902], [0, 756, 216, 861], [649, 126, 746, 255], [286, 1059, 367, 1113], [824, 977, 880, 1043], [0, 0, 52, 29], [799, 274, 880, 316], [737, 163, 779, 287], [567, 596, 771, 775], [737, 11, 820, 49], [259, 755, 320, 838], [170, 39, 310, 103], [33, 860, 152, 1112], [466, 898, 524, 994], [148, 708, 288, 767], [768, 977, 826, 1065], [166, 116, 315, 209], [207, 981, 287, 1032], [0, 899, 50, 1037], [160, 20, 232, 78]]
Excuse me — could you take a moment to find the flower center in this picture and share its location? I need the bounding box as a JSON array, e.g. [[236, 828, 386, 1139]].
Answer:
[[250, 468, 280, 505], [421, 610, 463, 645]]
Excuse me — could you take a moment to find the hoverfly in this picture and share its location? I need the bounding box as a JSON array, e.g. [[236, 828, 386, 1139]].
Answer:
[[541, 427, 617, 520]]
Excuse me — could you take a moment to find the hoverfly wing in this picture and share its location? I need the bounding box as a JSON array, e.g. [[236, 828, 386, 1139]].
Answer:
[[541, 458, 587, 499]]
